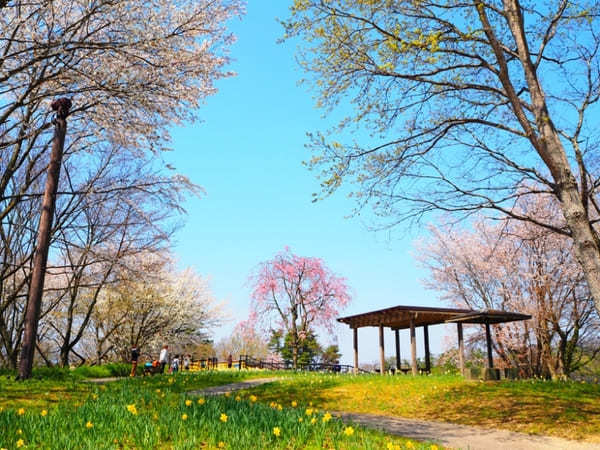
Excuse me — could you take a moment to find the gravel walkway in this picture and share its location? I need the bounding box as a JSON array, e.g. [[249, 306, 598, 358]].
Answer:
[[335, 412, 600, 450]]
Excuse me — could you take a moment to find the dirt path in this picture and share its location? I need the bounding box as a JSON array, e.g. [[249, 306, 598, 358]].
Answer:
[[335, 412, 600, 450], [82, 377, 123, 383], [186, 377, 279, 396]]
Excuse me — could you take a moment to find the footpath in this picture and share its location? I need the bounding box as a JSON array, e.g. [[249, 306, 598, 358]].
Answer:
[[187, 379, 600, 450]]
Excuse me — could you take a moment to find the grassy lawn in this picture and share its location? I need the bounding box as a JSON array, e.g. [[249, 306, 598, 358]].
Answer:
[[246, 372, 600, 442], [0, 370, 439, 449]]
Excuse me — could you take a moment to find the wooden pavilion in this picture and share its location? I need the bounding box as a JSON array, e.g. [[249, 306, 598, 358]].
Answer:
[[337, 305, 531, 375]]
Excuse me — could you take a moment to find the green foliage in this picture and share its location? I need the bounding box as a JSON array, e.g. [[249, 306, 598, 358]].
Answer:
[[270, 329, 322, 366], [72, 363, 137, 378], [320, 345, 341, 365]]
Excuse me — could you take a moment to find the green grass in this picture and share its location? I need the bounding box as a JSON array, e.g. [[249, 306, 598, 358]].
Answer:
[[0, 370, 440, 449], [246, 372, 600, 441]]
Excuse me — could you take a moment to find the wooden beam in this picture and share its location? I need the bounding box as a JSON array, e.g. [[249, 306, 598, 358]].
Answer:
[[410, 317, 417, 376], [485, 321, 494, 369], [353, 327, 358, 374], [394, 329, 400, 370], [423, 325, 431, 373], [457, 323, 465, 375], [379, 324, 385, 375]]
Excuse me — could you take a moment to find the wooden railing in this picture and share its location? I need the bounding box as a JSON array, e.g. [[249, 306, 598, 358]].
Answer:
[[183, 355, 370, 374]]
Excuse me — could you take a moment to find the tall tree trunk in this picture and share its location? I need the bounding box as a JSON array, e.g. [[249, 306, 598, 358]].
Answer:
[[502, 0, 600, 316], [18, 98, 71, 380]]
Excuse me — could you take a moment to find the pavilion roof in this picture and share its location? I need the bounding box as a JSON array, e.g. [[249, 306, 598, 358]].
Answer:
[[337, 305, 531, 329]]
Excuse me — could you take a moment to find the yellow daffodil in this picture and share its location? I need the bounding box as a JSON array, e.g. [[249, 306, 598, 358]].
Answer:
[[298, 417, 303, 422], [197, 398, 205, 405], [220, 413, 228, 423], [249, 395, 257, 402], [92, 394, 98, 400], [86, 421, 94, 429], [277, 404, 282, 411], [185, 399, 192, 406], [430, 445, 438, 450], [310, 417, 317, 424], [126, 404, 138, 415], [322, 413, 332, 423], [273, 427, 281, 437], [17, 408, 25, 415], [181, 414, 188, 421], [218, 442, 226, 448], [305, 408, 313, 416], [224, 392, 231, 397], [16, 439, 24, 448], [16, 429, 22, 435], [41, 410, 47, 417], [291, 401, 297, 407], [235, 395, 241, 401], [153, 413, 158, 420], [344, 426, 354, 436], [156, 389, 161, 393], [168, 378, 174, 384], [406, 442, 415, 449]]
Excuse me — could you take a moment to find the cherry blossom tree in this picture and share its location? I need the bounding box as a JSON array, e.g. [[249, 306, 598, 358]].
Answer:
[[0, 0, 240, 375], [88, 251, 226, 363], [417, 195, 600, 378], [248, 247, 351, 368]]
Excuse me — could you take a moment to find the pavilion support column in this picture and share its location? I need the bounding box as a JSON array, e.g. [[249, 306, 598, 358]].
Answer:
[[457, 323, 465, 375], [423, 325, 431, 374], [379, 324, 385, 375], [394, 329, 400, 371], [353, 327, 358, 374], [410, 317, 417, 376], [485, 321, 494, 369]]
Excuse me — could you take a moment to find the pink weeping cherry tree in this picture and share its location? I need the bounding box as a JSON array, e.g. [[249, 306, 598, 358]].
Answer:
[[248, 247, 351, 368]]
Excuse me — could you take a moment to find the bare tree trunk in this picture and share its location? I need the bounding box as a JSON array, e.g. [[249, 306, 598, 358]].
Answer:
[[18, 98, 71, 380]]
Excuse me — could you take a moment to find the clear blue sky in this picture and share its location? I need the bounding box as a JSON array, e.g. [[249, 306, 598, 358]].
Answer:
[[165, 2, 454, 365]]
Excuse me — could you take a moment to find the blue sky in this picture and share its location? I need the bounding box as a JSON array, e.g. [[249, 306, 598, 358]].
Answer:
[[165, 2, 454, 365]]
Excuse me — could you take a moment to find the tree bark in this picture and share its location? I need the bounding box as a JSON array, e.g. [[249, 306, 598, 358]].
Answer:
[[18, 98, 71, 380]]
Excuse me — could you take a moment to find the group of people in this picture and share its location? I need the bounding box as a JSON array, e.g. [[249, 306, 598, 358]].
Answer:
[[157, 345, 192, 373], [130, 344, 193, 376]]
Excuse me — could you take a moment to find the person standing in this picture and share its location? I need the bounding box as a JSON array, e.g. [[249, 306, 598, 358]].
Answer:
[[183, 354, 191, 371], [130, 345, 140, 377], [159, 345, 169, 374], [171, 354, 180, 373]]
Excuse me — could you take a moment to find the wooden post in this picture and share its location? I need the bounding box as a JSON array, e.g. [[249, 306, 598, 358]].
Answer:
[[423, 325, 431, 373], [410, 317, 417, 376], [379, 324, 385, 375], [353, 327, 358, 374], [485, 321, 494, 369], [457, 323, 465, 375], [18, 98, 71, 380], [394, 329, 400, 370]]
